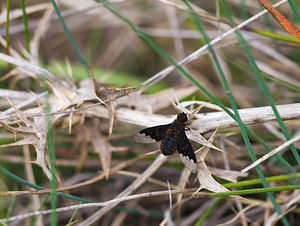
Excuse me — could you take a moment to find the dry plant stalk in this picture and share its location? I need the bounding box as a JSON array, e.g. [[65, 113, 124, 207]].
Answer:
[[1, 0, 299, 225]]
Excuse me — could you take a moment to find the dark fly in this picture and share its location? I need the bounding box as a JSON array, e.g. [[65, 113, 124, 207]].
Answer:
[[134, 112, 197, 173]]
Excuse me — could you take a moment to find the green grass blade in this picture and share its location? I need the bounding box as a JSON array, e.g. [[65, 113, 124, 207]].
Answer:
[[240, 0, 249, 20], [223, 173, 300, 189], [50, 0, 91, 76], [261, 5, 273, 32], [221, 1, 300, 167], [95, 0, 296, 174], [96, 1, 233, 111], [195, 198, 225, 226], [21, 0, 30, 52], [5, 0, 11, 56], [89, 4, 295, 223], [220, 1, 297, 225], [229, 59, 300, 92], [183, 1, 295, 225], [86, 26, 103, 64], [209, 184, 300, 197], [5, 189, 16, 225], [0, 165, 42, 190], [254, 29, 300, 44], [259, 3, 281, 53], [67, 203, 80, 226], [32, 194, 50, 226], [181, 0, 284, 216], [45, 93, 57, 225], [287, 0, 300, 22], [0, 165, 164, 218], [0, 164, 297, 222]]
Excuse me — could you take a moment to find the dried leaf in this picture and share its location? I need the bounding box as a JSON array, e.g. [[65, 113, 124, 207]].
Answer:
[[180, 100, 227, 113], [113, 86, 198, 113], [77, 154, 168, 225], [90, 131, 111, 179], [75, 120, 111, 178], [194, 129, 228, 193], [76, 140, 89, 173], [241, 134, 300, 175], [0, 134, 37, 148], [0, 115, 52, 180], [258, 0, 300, 41], [107, 103, 115, 137], [265, 191, 300, 226], [208, 167, 248, 183], [96, 85, 141, 102], [196, 160, 229, 193], [176, 167, 191, 204], [176, 167, 192, 223], [186, 129, 223, 153], [163, 181, 175, 226]]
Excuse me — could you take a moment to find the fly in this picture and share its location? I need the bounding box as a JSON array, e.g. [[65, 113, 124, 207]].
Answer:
[[134, 112, 197, 173]]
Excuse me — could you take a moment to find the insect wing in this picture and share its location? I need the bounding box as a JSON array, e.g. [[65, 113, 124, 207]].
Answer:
[[160, 130, 178, 156], [177, 131, 198, 173], [134, 124, 171, 143]]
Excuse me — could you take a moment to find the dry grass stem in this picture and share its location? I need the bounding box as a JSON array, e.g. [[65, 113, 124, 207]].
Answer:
[[1, 0, 299, 224], [241, 134, 300, 174]]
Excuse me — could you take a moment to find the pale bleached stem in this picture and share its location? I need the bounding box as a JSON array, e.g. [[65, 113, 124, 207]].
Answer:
[[241, 134, 300, 174]]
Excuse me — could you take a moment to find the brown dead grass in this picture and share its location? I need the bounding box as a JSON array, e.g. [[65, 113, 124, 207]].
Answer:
[[0, 1, 299, 225]]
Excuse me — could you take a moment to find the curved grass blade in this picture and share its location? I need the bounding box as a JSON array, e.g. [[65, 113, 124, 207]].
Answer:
[[287, 0, 300, 22], [257, 0, 300, 41], [94, 0, 296, 173], [183, 1, 296, 226], [221, 1, 300, 166], [50, 0, 91, 76]]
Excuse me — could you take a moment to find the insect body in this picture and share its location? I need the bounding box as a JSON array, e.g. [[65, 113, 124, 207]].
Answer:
[[134, 112, 198, 173]]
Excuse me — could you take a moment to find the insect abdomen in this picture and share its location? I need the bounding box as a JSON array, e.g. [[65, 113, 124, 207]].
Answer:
[[160, 133, 178, 155]]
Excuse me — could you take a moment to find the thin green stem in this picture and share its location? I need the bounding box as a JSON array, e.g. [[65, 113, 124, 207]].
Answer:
[[287, 0, 300, 22], [45, 92, 57, 226], [0, 165, 164, 218], [32, 194, 50, 226], [220, 1, 297, 225], [67, 204, 80, 226], [210, 184, 300, 197], [182, 1, 287, 224], [223, 173, 300, 188], [50, 0, 91, 76], [96, 0, 296, 175], [21, 0, 30, 52], [5, 189, 16, 225], [195, 198, 225, 226], [5, 0, 11, 56], [222, 1, 300, 167], [240, 0, 249, 20], [254, 29, 300, 44]]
